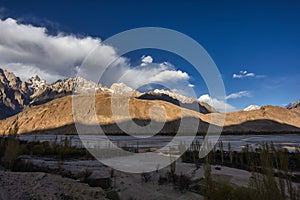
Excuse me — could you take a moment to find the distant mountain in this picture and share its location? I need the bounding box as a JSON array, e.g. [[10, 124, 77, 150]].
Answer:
[[138, 90, 216, 114], [0, 93, 214, 135], [244, 105, 261, 111], [0, 68, 100, 119], [109, 83, 141, 96], [0, 68, 216, 120], [223, 106, 300, 133], [286, 100, 300, 110], [1, 68, 300, 135], [1, 96, 300, 135], [0, 68, 31, 119]]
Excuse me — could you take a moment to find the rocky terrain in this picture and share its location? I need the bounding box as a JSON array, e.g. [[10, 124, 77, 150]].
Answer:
[[0, 170, 107, 200], [0, 68, 300, 135], [0, 69, 30, 119], [287, 100, 300, 110], [0, 93, 299, 134], [0, 68, 76, 119], [138, 91, 216, 114], [286, 100, 300, 115], [0, 68, 214, 120]]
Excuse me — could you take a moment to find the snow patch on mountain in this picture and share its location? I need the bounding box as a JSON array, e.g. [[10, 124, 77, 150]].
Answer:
[[244, 105, 261, 111], [27, 75, 47, 91], [153, 89, 197, 103], [110, 83, 138, 96], [286, 100, 300, 110]]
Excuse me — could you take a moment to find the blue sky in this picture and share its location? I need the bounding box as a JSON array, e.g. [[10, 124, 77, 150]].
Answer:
[[0, 0, 299, 111]]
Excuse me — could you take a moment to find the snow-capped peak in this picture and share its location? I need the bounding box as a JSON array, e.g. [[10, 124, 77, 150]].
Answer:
[[286, 100, 300, 110], [110, 83, 134, 95], [73, 76, 98, 93], [153, 89, 197, 103], [244, 105, 261, 111]]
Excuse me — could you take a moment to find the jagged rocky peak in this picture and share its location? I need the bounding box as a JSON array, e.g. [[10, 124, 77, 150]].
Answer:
[[150, 89, 217, 112], [0, 68, 9, 85], [0, 68, 218, 119], [0, 68, 23, 89], [52, 78, 76, 93], [286, 100, 300, 110], [110, 82, 132, 91], [153, 89, 197, 103], [138, 89, 216, 114], [73, 76, 99, 93], [0, 68, 32, 119], [27, 75, 47, 91], [109, 83, 137, 96], [110, 83, 144, 97], [0, 68, 83, 118], [0, 68, 30, 97]]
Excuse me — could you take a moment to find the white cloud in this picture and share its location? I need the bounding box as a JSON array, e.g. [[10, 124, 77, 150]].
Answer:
[[4, 63, 64, 81], [188, 84, 194, 88], [225, 91, 251, 100], [233, 70, 256, 79], [114, 62, 192, 95], [233, 74, 242, 78], [0, 17, 192, 92], [198, 90, 251, 112], [150, 69, 189, 82], [198, 94, 235, 112], [0, 17, 114, 83], [141, 55, 153, 66]]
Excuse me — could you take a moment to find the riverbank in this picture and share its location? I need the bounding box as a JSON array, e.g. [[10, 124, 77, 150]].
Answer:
[[1, 134, 300, 199], [17, 133, 300, 152]]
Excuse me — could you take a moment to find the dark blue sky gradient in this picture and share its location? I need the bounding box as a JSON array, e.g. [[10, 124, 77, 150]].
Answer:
[[1, 0, 299, 109]]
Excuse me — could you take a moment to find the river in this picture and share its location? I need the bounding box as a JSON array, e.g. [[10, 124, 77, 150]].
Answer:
[[19, 134, 300, 152]]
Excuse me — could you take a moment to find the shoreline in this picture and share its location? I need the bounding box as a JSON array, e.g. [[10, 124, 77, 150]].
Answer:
[[16, 131, 300, 136]]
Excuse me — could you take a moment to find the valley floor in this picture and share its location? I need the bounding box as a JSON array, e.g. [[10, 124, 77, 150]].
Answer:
[[1, 153, 300, 199], [1, 155, 258, 200]]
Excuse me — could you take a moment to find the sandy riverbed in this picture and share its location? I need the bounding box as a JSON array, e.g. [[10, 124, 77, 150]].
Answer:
[[9, 156, 256, 200]]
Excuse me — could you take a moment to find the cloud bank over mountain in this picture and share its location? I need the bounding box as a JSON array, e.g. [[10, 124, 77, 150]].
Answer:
[[0, 18, 193, 95], [198, 91, 251, 112]]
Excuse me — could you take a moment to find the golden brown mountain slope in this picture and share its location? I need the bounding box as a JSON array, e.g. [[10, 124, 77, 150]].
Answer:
[[224, 106, 300, 126], [0, 94, 300, 134], [292, 107, 300, 115], [220, 106, 300, 133], [0, 94, 210, 134]]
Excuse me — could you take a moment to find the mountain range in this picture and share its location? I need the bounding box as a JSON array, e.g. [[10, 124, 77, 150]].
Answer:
[[0, 68, 300, 135]]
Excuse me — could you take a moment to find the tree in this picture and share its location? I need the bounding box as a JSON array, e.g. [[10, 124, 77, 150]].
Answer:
[[228, 142, 233, 165], [219, 140, 224, 164], [204, 156, 214, 200]]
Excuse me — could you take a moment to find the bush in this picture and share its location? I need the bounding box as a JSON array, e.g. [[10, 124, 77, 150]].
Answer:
[[141, 172, 151, 183], [11, 158, 35, 172], [106, 190, 120, 200], [1, 134, 22, 169], [177, 174, 192, 192]]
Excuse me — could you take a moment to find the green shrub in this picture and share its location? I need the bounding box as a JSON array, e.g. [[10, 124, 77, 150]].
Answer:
[[2, 134, 22, 169]]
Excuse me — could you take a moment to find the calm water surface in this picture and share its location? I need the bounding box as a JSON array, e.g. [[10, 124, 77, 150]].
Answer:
[[19, 134, 300, 152]]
